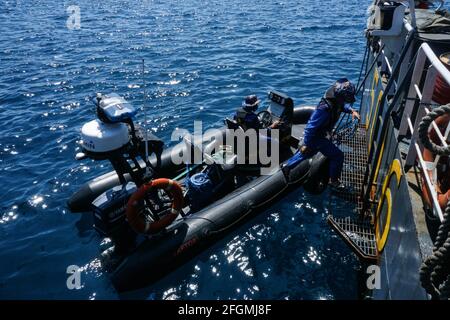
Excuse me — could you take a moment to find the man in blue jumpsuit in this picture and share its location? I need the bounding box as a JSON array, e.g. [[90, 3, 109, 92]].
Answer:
[[288, 78, 360, 191]]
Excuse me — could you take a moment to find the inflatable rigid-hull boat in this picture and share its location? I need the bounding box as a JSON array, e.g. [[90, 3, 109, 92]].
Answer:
[[68, 91, 329, 292], [67, 105, 316, 213]]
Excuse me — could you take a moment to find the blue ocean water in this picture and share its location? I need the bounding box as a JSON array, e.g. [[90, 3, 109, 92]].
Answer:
[[0, 0, 368, 299]]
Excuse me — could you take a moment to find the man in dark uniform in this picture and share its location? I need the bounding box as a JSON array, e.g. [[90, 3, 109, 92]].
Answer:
[[234, 95, 262, 130], [234, 95, 281, 130], [287, 78, 360, 191]]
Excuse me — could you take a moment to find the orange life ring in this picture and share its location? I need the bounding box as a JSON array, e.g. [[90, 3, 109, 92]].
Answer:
[[421, 114, 450, 210], [421, 169, 450, 210], [126, 178, 184, 234]]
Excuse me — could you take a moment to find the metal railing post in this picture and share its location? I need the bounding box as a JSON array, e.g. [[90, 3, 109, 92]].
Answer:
[[405, 66, 438, 167], [398, 46, 427, 137], [408, 0, 417, 28]]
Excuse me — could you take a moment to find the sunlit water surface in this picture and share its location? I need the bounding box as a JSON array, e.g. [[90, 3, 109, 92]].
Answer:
[[0, 0, 368, 299]]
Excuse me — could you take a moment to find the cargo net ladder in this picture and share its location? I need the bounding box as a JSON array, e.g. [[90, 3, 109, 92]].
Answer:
[[327, 120, 378, 262]]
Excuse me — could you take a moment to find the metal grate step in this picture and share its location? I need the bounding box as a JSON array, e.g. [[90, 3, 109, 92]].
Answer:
[[327, 215, 377, 261], [334, 124, 368, 211], [328, 124, 378, 261]]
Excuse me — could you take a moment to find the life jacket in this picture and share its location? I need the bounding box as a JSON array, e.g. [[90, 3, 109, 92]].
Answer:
[[234, 108, 260, 130], [316, 98, 342, 133], [235, 108, 248, 124]]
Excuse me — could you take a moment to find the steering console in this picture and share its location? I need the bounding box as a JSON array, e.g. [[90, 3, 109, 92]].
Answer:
[[257, 111, 273, 129]]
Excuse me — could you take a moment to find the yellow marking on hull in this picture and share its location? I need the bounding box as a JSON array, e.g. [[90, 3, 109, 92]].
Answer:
[[372, 139, 385, 190], [375, 159, 402, 252], [368, 90, 383, 155]]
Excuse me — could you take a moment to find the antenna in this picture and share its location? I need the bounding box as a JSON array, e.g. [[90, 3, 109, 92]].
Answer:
[[142, 59, 149, 166], [436, 0, 445, 13]]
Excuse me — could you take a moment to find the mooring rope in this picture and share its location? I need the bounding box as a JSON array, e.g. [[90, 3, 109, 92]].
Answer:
[[333, 117, 360, 146], [418, 103, 450, 300], [419, 203, 450, 299], [418, 104, 450, 155]]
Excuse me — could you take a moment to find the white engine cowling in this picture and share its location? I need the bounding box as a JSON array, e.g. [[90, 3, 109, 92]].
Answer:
[[81, 119, 130, 153]]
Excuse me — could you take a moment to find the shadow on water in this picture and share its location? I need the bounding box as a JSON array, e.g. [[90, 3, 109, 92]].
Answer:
[[75, 213, 95, 238]]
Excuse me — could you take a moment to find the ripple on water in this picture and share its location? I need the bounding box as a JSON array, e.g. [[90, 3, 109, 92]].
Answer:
[[0, 0, 365, 299]]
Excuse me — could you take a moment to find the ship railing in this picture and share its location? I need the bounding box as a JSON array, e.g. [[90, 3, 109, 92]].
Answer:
[[361, 24, 417, 212], [381, 47, 398, 90], [398, 43, 450, 222], [326, 1, 441, 262]]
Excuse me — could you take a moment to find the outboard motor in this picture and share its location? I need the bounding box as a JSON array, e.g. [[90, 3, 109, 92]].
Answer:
[[76, 93, 163, 253], [92, 182, 137, 254], [78, 93, 162, 185]]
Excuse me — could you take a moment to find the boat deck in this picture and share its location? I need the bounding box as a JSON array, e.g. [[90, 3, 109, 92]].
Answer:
[[397, 138, 434, 258]]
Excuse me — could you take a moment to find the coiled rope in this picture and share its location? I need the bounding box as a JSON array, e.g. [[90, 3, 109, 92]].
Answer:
[[419, 204, 450, 299], [418, 103, 450, 300], [333, 116, 360, 145], [418, 104, 450, 155]]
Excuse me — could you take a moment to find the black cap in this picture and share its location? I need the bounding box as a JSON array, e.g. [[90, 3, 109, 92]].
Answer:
[[242, 95, 260, 110]]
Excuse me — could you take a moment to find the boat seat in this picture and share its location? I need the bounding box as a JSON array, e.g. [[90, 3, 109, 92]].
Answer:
[[225, 118, 240, 130], [291, 124, 304, 142]]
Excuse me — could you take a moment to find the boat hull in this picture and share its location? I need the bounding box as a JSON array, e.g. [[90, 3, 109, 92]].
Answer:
[[111, 152, 328, 292]]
